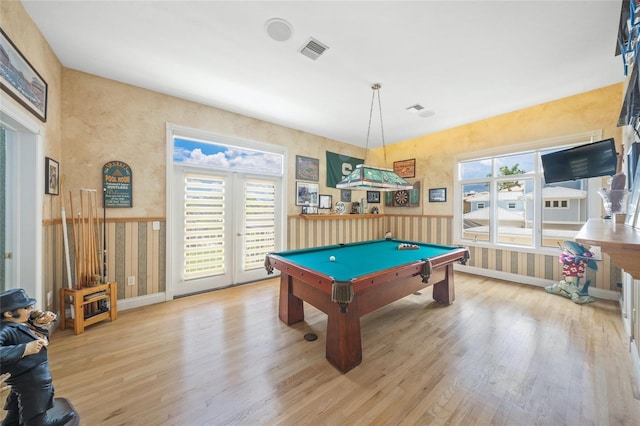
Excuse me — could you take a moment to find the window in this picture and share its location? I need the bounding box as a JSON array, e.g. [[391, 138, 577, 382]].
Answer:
[[545, 199, 569, 209], [457, 134, 602, 250], [173, 137, 284, 174]]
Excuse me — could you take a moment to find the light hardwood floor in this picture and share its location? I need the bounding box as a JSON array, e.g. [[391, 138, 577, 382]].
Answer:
[[14, 273, 640, 425]]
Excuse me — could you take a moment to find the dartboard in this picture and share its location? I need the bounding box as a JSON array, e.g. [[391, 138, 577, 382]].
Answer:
[[394, 190, 409, 206]]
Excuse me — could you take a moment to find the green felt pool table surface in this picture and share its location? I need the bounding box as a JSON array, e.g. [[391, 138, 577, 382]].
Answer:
[[271, 239, 461, 282]]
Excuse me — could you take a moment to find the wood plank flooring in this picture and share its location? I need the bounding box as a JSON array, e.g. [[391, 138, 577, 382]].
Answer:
[[16, 273, 640, 425]]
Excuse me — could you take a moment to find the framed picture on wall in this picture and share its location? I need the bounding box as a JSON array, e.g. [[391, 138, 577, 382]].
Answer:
[[296, 181, 319, 206], [45, 157, 59, 195], [429, 187, 446, 202], [295, 155, 319, 181], [628, 142, 639, 190], [0, 29, 48, 122], [319, 194, 333, 209], [367, 191, 381, 203], [341, 189, 351, 202], [393, 159, 416, 178], [626, 161, 640, 226]]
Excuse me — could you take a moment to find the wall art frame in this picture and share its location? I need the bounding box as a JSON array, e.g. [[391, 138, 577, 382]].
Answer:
[[340, 189, 352, 202], [393, 158, 416, 178], [295, 155, 320, 182], [45, 157, 59, 195], [625, 157, 640, 226], [0, 28, 48, 122], [296, 181, 319, 206], [367, 191, 381, 203], [429, 187, 447, 202], [319, 194, 333, 209], [301, 206, 318, 214]]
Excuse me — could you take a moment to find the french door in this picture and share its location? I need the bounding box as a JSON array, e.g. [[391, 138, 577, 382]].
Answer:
[[172, 167, 282, 296]]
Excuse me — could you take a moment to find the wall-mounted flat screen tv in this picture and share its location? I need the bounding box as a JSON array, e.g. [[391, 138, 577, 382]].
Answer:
[[541, 138, 617, 184]]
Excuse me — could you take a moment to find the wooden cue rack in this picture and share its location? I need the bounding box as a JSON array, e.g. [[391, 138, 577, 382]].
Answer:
[[60, 281, 117, 335]]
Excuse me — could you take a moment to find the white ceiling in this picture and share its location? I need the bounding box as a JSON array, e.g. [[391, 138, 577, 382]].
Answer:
[[22, 0, 624, 148]]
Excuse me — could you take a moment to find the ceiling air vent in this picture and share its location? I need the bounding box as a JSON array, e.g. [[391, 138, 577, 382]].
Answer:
[[299, 38, 329, 61]]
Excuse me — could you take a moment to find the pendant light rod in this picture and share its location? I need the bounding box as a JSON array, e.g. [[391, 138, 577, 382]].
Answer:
[[336, 83, 413, 192]]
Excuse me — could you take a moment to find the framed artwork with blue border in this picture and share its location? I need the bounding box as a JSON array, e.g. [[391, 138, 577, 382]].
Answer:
[[0, 28, 48, 122]]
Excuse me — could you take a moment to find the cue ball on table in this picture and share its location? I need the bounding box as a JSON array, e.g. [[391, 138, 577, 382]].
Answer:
[[330, 256, 336, 262]]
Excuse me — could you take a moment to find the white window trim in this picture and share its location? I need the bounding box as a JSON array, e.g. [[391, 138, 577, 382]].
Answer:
[[453, 130, 603, 256], [165, 123, 288, 300]]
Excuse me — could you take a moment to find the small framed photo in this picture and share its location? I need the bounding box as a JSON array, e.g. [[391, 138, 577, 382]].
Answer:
[[367, 191, 381, 203], [295, 155, 319, 182], [301, 206, 318, 214], [393, 159, 416, 178], [340, 189, 352, 202], [429, 187, 446, 202], [319, 194, 333, 209], [296, 181, 319, 206], [45, 157, 59, 195]]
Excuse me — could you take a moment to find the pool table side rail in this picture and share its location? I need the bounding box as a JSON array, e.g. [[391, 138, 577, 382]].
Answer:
[[266, 253, 336, 291], [265, 246, 469, 294]]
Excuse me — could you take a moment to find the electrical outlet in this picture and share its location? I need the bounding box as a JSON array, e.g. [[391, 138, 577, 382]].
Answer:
[[128, 276, 135, 286], [152, 221, 160, 231]]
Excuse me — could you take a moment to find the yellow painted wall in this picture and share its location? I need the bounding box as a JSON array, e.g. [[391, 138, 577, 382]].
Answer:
[[0, 1, 64, 221], [61, 69, 363, 218], [1, 1, 627, 307], [369, 83, 623, 216]]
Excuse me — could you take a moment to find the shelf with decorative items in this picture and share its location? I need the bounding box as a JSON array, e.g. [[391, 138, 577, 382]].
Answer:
[[298, 213, 383, 220], [60, 282, 117, 335]]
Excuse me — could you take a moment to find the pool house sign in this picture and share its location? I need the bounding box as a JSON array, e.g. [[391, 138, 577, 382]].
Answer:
[[103, 161, 132, 208]]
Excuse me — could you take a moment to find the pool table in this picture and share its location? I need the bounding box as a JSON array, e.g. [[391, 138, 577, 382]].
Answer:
[[265, 239, 469, 373]]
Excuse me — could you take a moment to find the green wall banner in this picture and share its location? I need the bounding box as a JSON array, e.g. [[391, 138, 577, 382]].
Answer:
[[326, 151, 363, 187], [103, 161, 132, 207]]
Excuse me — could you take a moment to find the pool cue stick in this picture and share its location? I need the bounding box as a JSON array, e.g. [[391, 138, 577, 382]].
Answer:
[[93, 190, 100, 276], [80, 191, 86, 286], [102, 187, 107, 283], [60, 180, 73, 289], [84, 189, 99, 279], [69, 191, 79, 287]]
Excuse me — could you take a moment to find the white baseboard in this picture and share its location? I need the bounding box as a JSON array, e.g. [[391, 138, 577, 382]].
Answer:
[[455, 264, 619, 301], [632, 340, 640, 398], [117, 292, 168, 311]]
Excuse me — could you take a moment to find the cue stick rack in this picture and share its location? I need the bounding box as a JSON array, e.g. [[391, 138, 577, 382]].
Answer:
[[65, 188, 111, 322]]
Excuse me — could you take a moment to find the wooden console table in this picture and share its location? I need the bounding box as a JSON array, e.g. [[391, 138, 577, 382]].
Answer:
[[60, 282, 117, 335], [575, 219, 640, 279]]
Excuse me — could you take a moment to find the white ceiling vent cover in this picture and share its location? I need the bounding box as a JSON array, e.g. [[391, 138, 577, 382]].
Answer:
[[299, 38, 329, 61]]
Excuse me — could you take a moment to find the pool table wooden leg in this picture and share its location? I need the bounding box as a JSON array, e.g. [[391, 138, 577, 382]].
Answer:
[[432, 264, 455, 304], [325, 300, 362, 373], [279, 274, 304, 325]]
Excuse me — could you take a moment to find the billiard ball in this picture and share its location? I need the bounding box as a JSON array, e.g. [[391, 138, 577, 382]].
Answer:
[[329, 256, 336, 262]]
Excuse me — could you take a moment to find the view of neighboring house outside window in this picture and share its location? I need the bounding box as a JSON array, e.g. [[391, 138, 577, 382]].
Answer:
[[456, 141, 602, 250]]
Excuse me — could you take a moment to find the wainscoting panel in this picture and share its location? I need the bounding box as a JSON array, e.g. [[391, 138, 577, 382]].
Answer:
[[43, 215, 619, 315], [287, 216, 386, 249], [42, 219, 166, 312]]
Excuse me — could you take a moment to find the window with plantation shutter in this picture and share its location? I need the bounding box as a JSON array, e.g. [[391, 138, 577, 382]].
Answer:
[[183, 173, 226, 280], [242, 179, 276, 271]]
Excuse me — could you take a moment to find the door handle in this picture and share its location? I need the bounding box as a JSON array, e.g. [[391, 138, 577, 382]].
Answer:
[[237, 233, 243, 237]]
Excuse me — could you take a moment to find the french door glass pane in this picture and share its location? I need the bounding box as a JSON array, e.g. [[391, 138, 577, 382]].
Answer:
[[183, 173, 225, 280]]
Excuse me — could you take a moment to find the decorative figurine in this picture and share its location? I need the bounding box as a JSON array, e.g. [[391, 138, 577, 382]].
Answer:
[[0, 289, 76, 426], [544, 241, 597, 304]]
